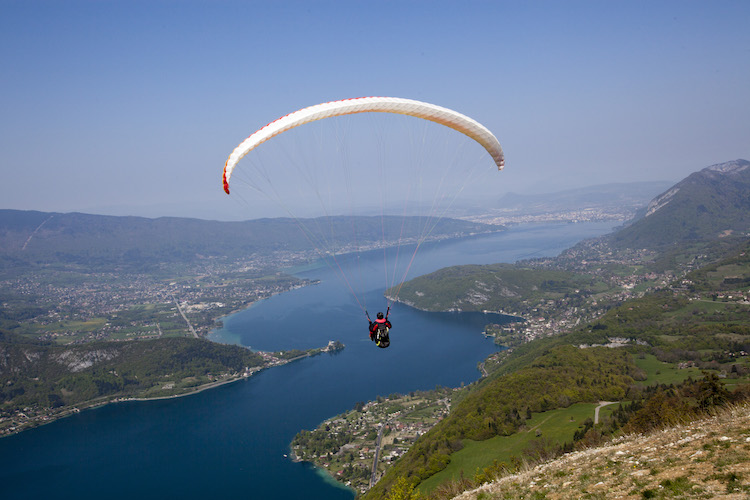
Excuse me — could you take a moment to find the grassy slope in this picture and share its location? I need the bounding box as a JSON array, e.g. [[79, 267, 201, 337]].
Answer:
[[419, 403, 599, 492], [456, 403, 750, 499], [421, 353, 712, 493]]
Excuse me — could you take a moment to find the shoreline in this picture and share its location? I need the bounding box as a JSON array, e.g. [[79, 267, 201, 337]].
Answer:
[[122, 369, 262, 403], [210, 279, 320, 337], [385, 294, 524, 321], [1, 374, 259, 439], [0, 342, 341, 439]]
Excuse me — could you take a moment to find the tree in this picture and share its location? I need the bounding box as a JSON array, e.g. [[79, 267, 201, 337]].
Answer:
[[386, 476, 422, 500], [696, 371, 730, 411], [624, 390, 691, 434]]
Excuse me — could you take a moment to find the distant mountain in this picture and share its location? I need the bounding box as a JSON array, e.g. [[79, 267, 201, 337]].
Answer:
[[610, 159, 750, 249], [449, 181, 675, 224], [493, 181, 673, 214], [0, 210, 497, 269], [390, 160, 750, 314]]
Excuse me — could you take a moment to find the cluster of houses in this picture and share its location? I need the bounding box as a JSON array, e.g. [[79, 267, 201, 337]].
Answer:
[[292, 392, 452, 491]]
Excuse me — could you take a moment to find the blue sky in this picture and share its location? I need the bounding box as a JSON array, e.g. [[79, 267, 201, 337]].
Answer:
[[2, 1, 749, 220]]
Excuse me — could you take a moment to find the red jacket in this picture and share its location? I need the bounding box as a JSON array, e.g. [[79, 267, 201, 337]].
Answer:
[[369, 317, 392, 336]]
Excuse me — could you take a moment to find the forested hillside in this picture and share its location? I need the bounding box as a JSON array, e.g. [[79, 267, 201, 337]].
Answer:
[[365, 345, 642, 498], [610, 159, 750, 249], [389, 264, 611, 315], [0, 331, 300, 435], [0, 332, 264, 407]]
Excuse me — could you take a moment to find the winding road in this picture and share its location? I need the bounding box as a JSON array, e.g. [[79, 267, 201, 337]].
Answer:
[[595, 401, 618, 424]]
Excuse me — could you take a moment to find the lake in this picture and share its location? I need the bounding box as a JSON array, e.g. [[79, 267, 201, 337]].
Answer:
[[0, 222, 616, 499]]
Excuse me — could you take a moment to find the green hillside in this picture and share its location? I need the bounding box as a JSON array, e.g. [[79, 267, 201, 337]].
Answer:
[[0, 332, 337, 435], [610, 159, 750, 249], [364, 344, 641, 498], [389, 263, 611, 315], [0, 334, 263, 408]]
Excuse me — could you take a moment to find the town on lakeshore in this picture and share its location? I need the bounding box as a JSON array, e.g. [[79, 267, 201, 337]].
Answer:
[[0, 249, 321, 344], [0, 206, 639, 347], [291, 387, 454, 494]]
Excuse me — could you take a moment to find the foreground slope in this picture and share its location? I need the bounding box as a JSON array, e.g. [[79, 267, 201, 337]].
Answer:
[[456, 403, 750, 499]]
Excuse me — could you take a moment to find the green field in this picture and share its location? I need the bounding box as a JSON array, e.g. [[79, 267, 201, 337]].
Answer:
[[669, 298, 744, 321], [12, 301, 195, 344], [634, 353, 703, 385], [415, 351, 725, 495], [419, 402, 602, 492]]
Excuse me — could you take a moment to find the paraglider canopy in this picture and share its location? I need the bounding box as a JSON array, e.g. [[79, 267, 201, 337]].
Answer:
[[223, 96, 504, 194]]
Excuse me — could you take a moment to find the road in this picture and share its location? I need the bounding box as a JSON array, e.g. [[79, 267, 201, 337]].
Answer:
[[368, 398, 451, 488], [369, 423, 386, 488], [595, 401, 618, 424], [172, 294, 198, 338]]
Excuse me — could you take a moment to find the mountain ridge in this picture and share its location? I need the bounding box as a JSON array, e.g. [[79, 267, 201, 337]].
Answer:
[[0, 210, 496, 268], [496, 181, 673, 212], [611, 159, 750, 249]]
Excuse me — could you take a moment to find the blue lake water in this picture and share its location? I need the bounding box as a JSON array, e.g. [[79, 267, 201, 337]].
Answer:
[[0, 222, 616, 499]]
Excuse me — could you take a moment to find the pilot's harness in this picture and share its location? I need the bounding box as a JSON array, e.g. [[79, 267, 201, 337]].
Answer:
[[366, 307, 390, 348]]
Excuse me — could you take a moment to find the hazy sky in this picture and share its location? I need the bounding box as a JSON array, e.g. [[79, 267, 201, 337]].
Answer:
[[2, 1, 749, 220]]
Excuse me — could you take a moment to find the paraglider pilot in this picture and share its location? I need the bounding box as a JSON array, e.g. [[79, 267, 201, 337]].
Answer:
[[368, 310, 392, 348]]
